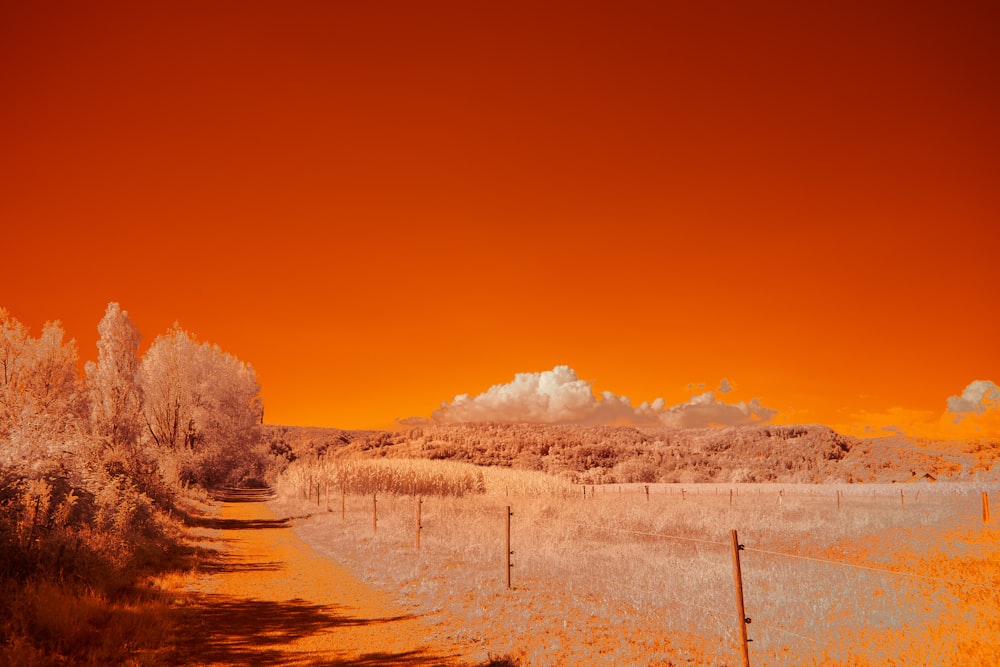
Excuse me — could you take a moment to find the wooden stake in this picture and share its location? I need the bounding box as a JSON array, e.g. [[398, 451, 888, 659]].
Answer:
[[325, 482, 330, 512], [730, 529, 751, 667], [837, 490, 841, 511], [505, 506, 513, 590], [645, 485, 650, 501], [416, 497, 423, 549], [901, 489, 904, 508], [730, 488, 733, 509], [983, 491, 991, 524]]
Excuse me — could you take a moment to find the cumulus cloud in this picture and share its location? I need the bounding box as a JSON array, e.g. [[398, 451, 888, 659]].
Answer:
[[430, 365, 776, 428], [946, 380, 1000, 423], [657, 391, 777, 429]]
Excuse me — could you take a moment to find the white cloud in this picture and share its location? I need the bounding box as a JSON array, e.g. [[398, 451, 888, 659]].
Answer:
[[946, 380, 1000, 421], [430, 365, 776, 428], [657, 391, 777, 429]]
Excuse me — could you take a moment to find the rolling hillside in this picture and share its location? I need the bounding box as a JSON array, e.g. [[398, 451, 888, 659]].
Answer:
[[265, 422, 1000, 485]]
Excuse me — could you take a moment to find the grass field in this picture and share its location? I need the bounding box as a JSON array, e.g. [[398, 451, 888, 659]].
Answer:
[[273, 459, 1000, 666]]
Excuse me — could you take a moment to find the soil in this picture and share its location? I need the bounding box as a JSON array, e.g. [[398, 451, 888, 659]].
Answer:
[[175, 489, 479, 666]]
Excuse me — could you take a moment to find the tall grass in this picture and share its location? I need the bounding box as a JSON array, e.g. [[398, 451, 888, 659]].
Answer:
[[274, 457, 574, 500]]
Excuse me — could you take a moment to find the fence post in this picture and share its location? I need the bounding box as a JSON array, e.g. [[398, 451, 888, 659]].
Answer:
[[730, 529, 752, 667], [325, 482, 330, 512], [373, 493, 378, 535], [416, 497, 423, 549], [901, 489, 904, 508], [505, 506, 513, 590], [730, 489, 733, 509], [837, 490, 841, 511], [983, 491, 991, 524]]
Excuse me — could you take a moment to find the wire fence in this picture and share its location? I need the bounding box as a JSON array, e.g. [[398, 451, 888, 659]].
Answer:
[[276, 481, 1000, 666]]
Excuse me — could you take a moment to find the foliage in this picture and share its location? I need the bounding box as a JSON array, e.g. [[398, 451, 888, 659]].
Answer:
[[317, 422, 997, 485], [140, 325, 265, 487], [0, 302, 267, 664]]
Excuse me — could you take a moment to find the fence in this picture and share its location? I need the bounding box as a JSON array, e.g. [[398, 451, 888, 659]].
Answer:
[[276, 481, 1000, 666]]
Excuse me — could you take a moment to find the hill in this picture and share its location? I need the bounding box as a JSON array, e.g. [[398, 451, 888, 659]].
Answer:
[[265, 422, 1000, 485]]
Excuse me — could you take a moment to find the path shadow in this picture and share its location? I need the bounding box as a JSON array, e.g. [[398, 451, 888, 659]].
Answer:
[[196, 556, 285, 574], [210, 487, 276, 503], [180, 487, 290, 531], [186, 515, 291, 530], [177, 594, 462, 666]]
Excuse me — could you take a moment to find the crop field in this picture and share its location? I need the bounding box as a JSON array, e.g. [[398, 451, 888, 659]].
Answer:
[[272, 460, 1000, 666]]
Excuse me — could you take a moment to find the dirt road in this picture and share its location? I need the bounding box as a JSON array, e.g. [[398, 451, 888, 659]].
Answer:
[[177, 489, 474, 666]]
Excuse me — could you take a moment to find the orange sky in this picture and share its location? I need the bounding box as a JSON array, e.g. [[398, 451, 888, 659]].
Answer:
[[2, 1, 998, 438]]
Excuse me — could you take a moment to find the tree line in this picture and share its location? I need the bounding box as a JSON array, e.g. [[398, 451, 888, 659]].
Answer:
[[1, 302, 265, 584]]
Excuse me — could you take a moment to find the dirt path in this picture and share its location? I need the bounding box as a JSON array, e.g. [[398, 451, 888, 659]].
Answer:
[[177, 489, 474, 666]]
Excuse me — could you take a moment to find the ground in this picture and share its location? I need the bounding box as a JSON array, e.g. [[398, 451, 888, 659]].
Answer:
[[175, 489, 478, 666]]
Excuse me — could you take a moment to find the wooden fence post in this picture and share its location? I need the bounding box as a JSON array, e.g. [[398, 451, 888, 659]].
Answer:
[[730, 529, 752, 667], [416, 497, 423, 549], [837, 490, 841, 511], [373, 493, 378, 535], [325, 482, 330, 512], [505, 506, 513, 590], [645, 485, 650, 501], [730, 489, 733, 509], [983, 491, 991, 524]]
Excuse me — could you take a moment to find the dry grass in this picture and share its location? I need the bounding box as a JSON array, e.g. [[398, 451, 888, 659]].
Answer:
[[272, 460, 1000, 666], [274, 457, 574, 500], [0, 486, 214, 667]]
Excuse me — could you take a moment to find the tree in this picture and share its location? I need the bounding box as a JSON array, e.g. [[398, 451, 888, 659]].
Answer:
[[139, 324, 198, 451], [140, 325, 264, 486], [0, 309, 84, 469], [85, 303, 143, 471]]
